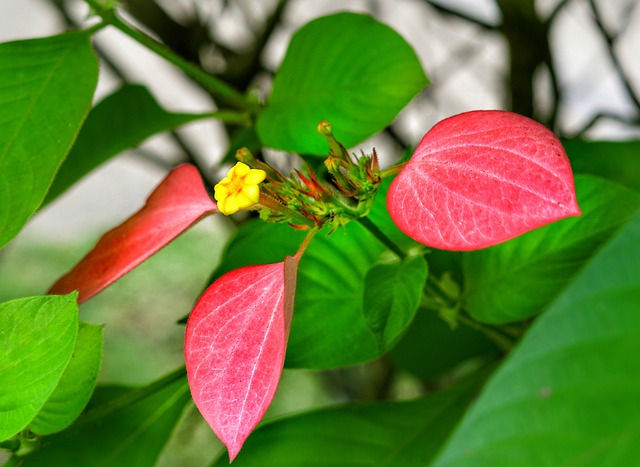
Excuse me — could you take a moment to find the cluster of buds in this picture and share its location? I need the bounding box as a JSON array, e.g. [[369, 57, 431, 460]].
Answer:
[[219, 121, 383, 231]]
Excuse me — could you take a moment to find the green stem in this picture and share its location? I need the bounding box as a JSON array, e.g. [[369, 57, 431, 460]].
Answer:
[[0, 439, 19, 451], [84, 21, 108, 35], [295, 226, 319, 259], [357, 216, 406, 259], [379, 162, 406, 179], [91, 6, 253, 110], [258, 193, 316, 228], [457, 314, 515, 352], [201, 110, 251, 125]]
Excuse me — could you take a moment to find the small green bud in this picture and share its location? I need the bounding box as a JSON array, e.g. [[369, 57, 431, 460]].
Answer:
[[317, 120, 333, 137]]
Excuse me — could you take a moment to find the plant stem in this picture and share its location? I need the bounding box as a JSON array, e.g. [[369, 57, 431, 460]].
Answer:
[[295, 226, 319, 259], [357, 216, 406, 259], [379, 163, 405, 179], [84, 21, 108, 35], [258, 193, 316, 228], [0, 439, 19, 451], [457, 314, 515, 352], [202, 110, 251, 125], [90, 5, 253, 110]]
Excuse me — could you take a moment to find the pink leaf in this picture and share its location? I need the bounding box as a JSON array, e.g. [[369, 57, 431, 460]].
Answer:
[[48, 164, 217, 302], [387, 110, 581, 251], [184, 256, 299, 462]]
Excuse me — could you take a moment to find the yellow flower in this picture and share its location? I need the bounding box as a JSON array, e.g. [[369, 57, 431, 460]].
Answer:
[[214, 162, 267, 215]]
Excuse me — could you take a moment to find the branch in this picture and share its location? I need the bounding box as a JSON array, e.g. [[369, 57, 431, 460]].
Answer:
[[588, 0, 640, 114], [573, 111, 640, 138], [547, 0, 573, 23], [423, 0, 498, 30], [47, 0, 236, 181]]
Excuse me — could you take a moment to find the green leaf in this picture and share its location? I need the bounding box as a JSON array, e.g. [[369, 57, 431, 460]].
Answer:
[[565, 139, 640, 192], [432, 208, 640, 466], [257, 12, 428, 155], [44, 84, 213, 204], [389, 309, 499, 381], [28, 322, 103, 436], [213, 375, 482, 466], [363, 255, 427, 352], [212, 221, 306, 279], [14, 368, 190, 466], [463, 175, 640, 323], [0, 294, 79, 440], [0, 32, 98, 249], [289, 221, 386, 368]]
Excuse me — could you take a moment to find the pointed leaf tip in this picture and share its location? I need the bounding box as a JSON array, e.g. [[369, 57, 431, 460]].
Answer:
[[387, 110, 581, 251], [185, 258, 299, 461], [48, 164, 217, 302]]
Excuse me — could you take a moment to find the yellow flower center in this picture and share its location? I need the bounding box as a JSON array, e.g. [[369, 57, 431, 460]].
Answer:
[[214, 162, 267, 215]]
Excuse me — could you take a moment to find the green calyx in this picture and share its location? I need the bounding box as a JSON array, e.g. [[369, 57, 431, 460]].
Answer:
[[237, 121, 384, 231]]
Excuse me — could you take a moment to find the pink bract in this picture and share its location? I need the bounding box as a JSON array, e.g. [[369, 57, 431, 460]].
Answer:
[[184, 257, 298, 461], [387, 110, 581, 251], [48, 164, 217, 302]]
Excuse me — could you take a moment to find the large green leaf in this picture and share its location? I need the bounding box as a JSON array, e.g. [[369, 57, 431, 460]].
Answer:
[[433, 208, 640, 466], [565, 139, 640, 192], [44, 84, 215, 204], [389, 308, 499, 381], [289, 221, 385, 368], [29, 322, 103, 435], [0, 32, 98, 249], [14, 368, 190, 466], [212, 375, 482, 466], [257, 12, 428, 155], [363, 255, 428, 352], [0, 294, 79, 440], [463, 175, 640, 323], [212, 221, 306, 279]]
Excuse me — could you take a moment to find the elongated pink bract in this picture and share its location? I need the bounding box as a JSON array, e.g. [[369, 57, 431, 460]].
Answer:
[[184, 257, 298, 461], [387, 110, 581, 250], [48, 164, 217, 302]]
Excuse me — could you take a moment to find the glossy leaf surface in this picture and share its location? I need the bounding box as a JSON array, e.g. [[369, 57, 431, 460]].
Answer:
[[45, 84, 212, 204], [29, 322, 104, 435], [433, 208, 640, 466], [257, 12, 428, 155], [0, 32, 98, 249], [565, 139, 640, 192], [213, 375, 482, 466], [464, 175, 640, 323], [48, 164, 217, 303], [390, 309, 499, 381], [387, 110, 581, 250], [212, 221, 306, 278], [0, 294, 78, 440], [290, 222, 385, 368], [14, 370, 190, 466], [185, 258, 299, 461], [363, 255, 428, 352]]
